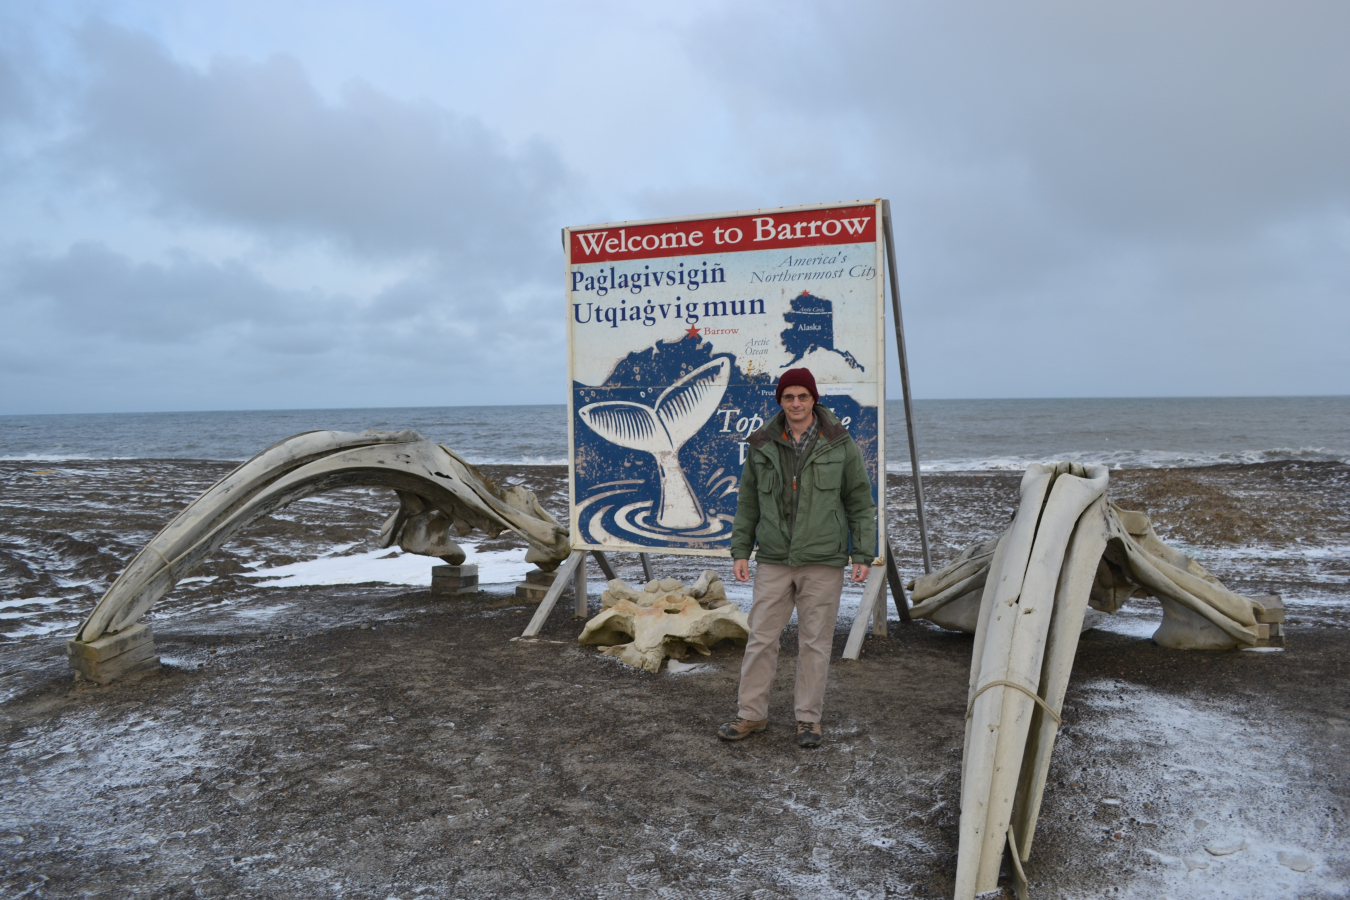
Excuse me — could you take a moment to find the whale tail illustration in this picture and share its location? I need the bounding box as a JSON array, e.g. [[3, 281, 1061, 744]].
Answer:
[[579, 357, 732, 530]]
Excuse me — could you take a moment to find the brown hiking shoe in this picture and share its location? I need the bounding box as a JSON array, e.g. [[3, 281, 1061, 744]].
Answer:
[[796, 721, 822, 748], [717, 718, 768, 741]]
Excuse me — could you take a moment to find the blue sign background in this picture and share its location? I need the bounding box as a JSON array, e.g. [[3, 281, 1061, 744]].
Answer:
[[571, 328, 878, 554]]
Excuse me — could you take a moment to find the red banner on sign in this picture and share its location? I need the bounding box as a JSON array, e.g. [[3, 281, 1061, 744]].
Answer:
[[569, 204, 877, 264]]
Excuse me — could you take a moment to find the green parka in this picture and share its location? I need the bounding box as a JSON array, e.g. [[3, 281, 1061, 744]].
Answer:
[[730, 405, 877, 567]]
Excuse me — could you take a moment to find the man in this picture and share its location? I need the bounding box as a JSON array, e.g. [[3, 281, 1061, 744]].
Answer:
[[719, 367, 876, 748]]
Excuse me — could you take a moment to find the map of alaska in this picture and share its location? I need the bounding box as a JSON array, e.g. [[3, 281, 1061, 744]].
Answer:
[[781, 291, 864, 371]]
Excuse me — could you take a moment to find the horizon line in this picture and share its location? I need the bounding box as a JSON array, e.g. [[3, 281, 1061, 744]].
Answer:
[[3, 393, 1349, 419]]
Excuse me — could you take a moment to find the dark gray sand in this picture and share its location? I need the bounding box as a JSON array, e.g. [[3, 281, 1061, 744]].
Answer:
[[2, 461, 1348, 898]]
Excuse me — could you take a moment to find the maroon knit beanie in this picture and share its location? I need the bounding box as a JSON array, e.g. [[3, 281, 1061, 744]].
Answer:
[[775, 368, 819, 405]]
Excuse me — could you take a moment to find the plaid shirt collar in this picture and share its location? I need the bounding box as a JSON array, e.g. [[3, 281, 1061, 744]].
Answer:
[[785, 414, 819, 458]]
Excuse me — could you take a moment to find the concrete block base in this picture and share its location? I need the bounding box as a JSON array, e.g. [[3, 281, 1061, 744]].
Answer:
[[68, 623, 159, 685], [515, 568, 558, 604], [1254, 621, 1285, 647], [1254, 594, 1285, 624], [431, 564, 479, 597]]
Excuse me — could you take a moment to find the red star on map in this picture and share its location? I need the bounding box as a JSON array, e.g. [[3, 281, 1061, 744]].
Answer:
[[684, 324, 701, 339]]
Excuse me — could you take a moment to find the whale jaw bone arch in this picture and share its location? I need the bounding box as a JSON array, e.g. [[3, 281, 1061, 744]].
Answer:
[[72, 429, 571, 646], [904, 463, 1273, 899], [578, 357, 732, 529]]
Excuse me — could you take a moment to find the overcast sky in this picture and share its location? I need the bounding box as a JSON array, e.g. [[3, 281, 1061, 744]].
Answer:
[[1, 1, 1347, 414]]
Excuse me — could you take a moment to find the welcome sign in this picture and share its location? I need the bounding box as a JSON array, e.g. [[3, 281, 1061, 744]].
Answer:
[[565, 201, 887, 557]]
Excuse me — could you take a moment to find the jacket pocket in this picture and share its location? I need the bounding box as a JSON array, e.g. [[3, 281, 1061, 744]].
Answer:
[[811, 445, 845, 491], [813, 461, 842, 491], [751, 457, 786, 558], [755, 461, 780, 495]]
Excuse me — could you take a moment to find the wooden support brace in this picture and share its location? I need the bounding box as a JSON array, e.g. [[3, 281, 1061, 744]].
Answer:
[[573, 552, 588, 617], [871, 581, 889, 637], [871, 543, 897, 637], [843, 563, 889, 660], [639, 553, 654, 582], [885, 539, 910, 623], [590, 550, 617, 581], [521, 550, 584, 638]]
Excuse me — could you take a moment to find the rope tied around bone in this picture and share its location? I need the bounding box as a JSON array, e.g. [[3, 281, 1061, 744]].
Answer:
[[966, 679, 1062, 727], [147, 545, 179, 586]]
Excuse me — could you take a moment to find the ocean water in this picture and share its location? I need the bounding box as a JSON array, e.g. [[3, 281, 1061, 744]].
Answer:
[[1, 396, 1347, 470]]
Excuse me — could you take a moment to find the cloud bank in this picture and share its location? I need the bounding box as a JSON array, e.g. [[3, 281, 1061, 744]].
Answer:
[[1, 2, 1347, 413]]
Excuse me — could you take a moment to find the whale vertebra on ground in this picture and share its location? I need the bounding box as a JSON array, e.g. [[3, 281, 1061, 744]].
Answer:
[[578, 570, 747, 672]]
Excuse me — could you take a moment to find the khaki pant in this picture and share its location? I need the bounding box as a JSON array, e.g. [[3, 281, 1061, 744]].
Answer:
[[737, 563, 845, 724]]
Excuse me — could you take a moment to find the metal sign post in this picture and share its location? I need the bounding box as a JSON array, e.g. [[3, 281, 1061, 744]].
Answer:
[[881, 200, 932, 574]]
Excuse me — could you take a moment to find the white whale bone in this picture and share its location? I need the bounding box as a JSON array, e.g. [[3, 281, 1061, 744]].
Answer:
[[908, 565, 990, 620], [915, 506, 1263, 652], [923, 586, 986, 633], [601, 578, 646, 608], [1104, 508, 1260, 640], [1011, 493, 1111, 861], [396, 509, 468, 564], [695, 575, 729, 609], [923, 572, 1106, 636], [957, 464, 1109, 897], [689, 569, 717, 598], [922, 463, 1271, 899], [75, 431, 570, 644], [1152, 596, 1244, 649], [379, 490, 423, 548], [908, 537, 998, 602], [78, 428, 419, 642], [578, 357, 731, 529], [960, 464, 1055, 801], [578, 576, 749, 673], [1088, 551, 1144, 613]]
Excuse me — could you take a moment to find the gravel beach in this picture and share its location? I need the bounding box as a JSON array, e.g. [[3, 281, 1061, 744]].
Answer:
[[2, 460, 1348, 898]]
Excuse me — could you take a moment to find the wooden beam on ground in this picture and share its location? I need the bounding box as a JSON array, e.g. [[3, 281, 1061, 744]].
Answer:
[[843, 563, 889, 660], [590, 550, 617, 581], [885, 539, 910, 622], [521, 550, 584, 637]]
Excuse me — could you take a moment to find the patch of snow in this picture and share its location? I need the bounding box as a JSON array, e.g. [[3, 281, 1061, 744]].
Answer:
[[231, 603, 295, 622], [1088, 611, 1159, 641], [242, 547, 437, 587], [1187, 543, 1350, 563], [0, 595, 66, 612], [239, 543, 537, 589], [1061, 680, 1349, 899], [1, 617, 81, 639], [466, 548, 537, 585], [665, 659, 713, 675]]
